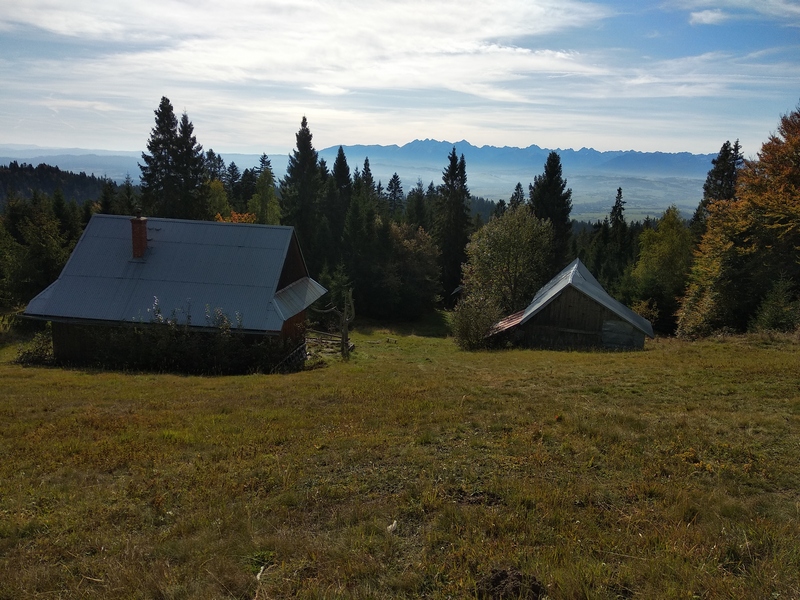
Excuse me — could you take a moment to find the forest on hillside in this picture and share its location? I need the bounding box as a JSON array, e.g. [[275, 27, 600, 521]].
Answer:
[[2, 96, 798, 339], [0, 162, 117, 206]]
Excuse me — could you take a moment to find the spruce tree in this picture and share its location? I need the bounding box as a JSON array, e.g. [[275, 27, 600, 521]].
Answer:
[[606, 187, 630, 289], [703, 139, 743, 203], [224, 162, 242, 210], [280, 116, 323, 272], [691, 139, 743, 241], [341, 182, 379, 312], [174, 112, 208, 220], [528, 151, 573, 274], [405, 180, 428, 230], [360, 157, 376, 199], [235, 168, 256, 212], [509, 182, 525, 210], [98, 180, 115, 214], [328, 146, 353, 243], [205, 149, 225, 181], [256, 153, 271, 175], [116, 174, 139, 215], [332, 147, 353, 200], [140, 98, 208, 220], [433, 148, 470, 299], [387, 173, 404, 219], [139, 96, 179, 217]]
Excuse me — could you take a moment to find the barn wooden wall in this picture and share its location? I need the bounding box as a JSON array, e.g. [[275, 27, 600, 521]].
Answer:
[[518, 287, 644, 350]]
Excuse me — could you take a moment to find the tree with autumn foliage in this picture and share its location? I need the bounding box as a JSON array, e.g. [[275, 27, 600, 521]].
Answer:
[[214, 211, 257, 223], [677, 103, 800, 337]]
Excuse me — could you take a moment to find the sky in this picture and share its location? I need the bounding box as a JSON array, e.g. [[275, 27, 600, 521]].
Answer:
[[1, 0, 798, 157]]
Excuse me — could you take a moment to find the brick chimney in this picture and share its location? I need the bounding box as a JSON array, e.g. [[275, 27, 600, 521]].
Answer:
[[131, 211, 148, 259]]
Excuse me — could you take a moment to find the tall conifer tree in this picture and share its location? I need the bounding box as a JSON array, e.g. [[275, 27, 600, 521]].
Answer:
[[691, 139, 743, 241], [116, 174, 139, 216], [204, 149, 225, 181], [387, 173, 404, 219], [140, 98, 208, 219], [280, 116, 323, 272], [329, 146, 353, 243], [433, 148, 470, 298], [405, 180, 428, 230], [139, 96, 179, 217], [174, 112, 208, 220], [606, 187, 630, 288], [528, 151, 573, 274], [224, 162, 242, 210], [509, 182, 525, 210]]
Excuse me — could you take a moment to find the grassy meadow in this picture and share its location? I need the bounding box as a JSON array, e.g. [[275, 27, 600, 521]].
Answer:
[[1, 320, 800, 599]]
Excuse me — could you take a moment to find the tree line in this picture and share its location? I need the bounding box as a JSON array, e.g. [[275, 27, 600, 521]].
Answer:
[[0, 162, 117, 206], [3, 96, 798, 340]]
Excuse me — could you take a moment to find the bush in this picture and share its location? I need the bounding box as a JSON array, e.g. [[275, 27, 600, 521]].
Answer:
[[15, 323, 54, 365], [749, 278, 800, 333], [14, 302, 308, 374], [451, 292, 503, 350], [55, 322, 305, 375]]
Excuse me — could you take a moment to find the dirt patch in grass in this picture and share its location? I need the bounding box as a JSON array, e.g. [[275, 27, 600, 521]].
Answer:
[[476, 567, 546, 599]]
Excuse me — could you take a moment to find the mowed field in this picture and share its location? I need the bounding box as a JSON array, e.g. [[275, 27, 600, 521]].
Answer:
[[1, 323, 799, 599]]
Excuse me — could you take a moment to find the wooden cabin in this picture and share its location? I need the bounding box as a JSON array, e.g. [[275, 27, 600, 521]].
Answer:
[[488, 259, 654, 350], [24, 214, 326, 369]]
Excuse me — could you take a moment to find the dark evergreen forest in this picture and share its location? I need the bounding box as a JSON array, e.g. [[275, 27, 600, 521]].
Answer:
[[0, 162, 119, 206]]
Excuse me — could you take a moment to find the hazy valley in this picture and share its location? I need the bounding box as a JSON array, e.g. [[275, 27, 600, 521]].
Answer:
[[0, 140, 713, 221]]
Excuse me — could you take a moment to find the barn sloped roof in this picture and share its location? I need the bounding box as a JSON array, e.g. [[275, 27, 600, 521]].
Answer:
[[25, 215, 326, 333], [490, 259, 654, 338]]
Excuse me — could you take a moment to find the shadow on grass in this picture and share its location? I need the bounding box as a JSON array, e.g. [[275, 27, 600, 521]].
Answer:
[[353, 310, 451, 338], [0, 315, 47, 358]]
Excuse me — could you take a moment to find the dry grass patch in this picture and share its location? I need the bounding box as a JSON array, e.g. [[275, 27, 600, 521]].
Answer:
[[1, 327, 799, 598]]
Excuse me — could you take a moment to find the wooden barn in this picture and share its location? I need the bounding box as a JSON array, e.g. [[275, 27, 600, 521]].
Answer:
[[488, 259, 654, 350], [24, 214, 326, 369]]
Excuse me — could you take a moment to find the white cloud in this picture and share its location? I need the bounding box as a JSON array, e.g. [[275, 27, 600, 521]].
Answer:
[[306, 84, 350, 96], [0, 1, 615, 106], [0, 0, 611, 43], [676, 0, 800, 23], [690, 9, 728, 25]]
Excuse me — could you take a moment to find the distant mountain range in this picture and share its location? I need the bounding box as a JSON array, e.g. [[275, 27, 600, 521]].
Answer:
[[0, 141, 714, 220]]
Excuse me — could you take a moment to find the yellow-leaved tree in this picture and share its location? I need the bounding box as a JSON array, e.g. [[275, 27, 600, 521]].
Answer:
[[677, 103, 800, 337]]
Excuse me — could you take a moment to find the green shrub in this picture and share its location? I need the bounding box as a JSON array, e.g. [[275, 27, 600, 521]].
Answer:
[[451, 292, 503, 350], [749, 278, 800, 333], [56, 322, 305, 375], [15, 323, 54, 365]]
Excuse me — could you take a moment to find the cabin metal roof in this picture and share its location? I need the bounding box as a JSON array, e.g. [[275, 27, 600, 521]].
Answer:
[[489, 258, 654, 338], [25, 215, 326, 333]]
